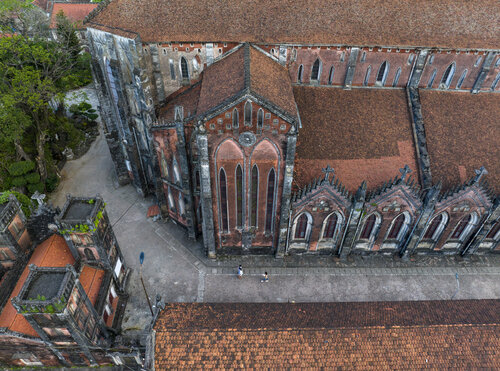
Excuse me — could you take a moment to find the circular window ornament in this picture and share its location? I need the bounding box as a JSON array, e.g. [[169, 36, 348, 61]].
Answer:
[[239, 132, 256, 147]]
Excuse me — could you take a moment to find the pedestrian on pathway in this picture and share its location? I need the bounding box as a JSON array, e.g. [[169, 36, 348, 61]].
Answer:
[[261, 272, 269, 283], [237, 265, 243, 279]]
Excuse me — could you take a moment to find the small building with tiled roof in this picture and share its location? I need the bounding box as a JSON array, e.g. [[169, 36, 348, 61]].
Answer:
[[49, 3, 98, 30], [153, 301, 500, 369], [83, 0, 500, 259], [0, 194, 138, 368]]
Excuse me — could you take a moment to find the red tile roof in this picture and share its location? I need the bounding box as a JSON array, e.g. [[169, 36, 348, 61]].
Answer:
[[87, 0, 500, 49], [50, 3, 98, 29], [293, 87, 419, 192], [0, 235, 75, 337], [420, 90, 500, 194], [154, 301, 500, 369], [79, 265, 105, 307]]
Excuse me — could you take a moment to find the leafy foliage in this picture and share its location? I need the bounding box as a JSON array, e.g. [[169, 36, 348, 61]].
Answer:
[[0, 190, 33, 217], [7, 161, 35, 176]]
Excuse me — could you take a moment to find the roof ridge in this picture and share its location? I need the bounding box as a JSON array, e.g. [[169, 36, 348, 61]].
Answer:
[[84, 0, 112, 24], [244, 43, 251, 93]]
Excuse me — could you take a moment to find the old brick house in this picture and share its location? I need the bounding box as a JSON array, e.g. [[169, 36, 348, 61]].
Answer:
[[85, 0, 500, 258], [0, 194, 140, 368]]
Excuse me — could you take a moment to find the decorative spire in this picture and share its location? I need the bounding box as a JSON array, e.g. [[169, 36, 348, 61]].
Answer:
[[474, 166, 488, 183], [399, 164, 412, 182], [322, 165, 335, 181]]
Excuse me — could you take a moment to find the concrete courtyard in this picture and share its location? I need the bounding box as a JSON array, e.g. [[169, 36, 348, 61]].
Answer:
[[50, 102, 500, 332]]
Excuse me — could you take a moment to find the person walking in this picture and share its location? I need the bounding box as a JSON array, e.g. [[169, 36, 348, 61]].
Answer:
[[237, 265, 243, 279], [261, 271, 269, 283]]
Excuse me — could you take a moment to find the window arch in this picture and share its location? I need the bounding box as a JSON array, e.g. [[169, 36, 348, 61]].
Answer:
[[172, 157, 181, 184], [250, 165, 259, 228], [265, 168, 276, 233], [440, 63, 455, 88], [167, 187, 176, 212], [450, 213, 478, 241], [84, 248, 95, 261], [180, 56, 189, 80], [244, 101, 252, 126], [360, 213, 380, 239], [328, 66, 335, 84], [232, 108, 239, 128], [235, 164, 243, 228], [456, 69, 467, 89], [219, 168, 229, 232], [311, 58, 322, 81], [293, 213, 312, 240], [387, 212, 411, 240], [491, 72, 500, 91], [363, 65, 371, 86], [423, 213, 448, 241], [297, 64, 304, 82], [392, 67, 401, 87], [257, 108, 264, 128], [178, 193, 185, 216], [322, 212, 342, 240], [376, 61, 389, 86], [427, 68, 437, 88], [486, 221, 500, 241], [160, 151, 169, 179]]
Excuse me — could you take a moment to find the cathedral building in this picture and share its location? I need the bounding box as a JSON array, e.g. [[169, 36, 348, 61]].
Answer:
[[84, 0, 500, 258]]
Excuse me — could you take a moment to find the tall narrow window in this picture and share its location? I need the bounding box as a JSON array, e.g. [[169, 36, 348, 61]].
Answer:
[[195, 170, 200, 191], [474, 56, 483, 67], [297, 64, 303, 82], [167, 188, 176, 212], [491, 72, 500, 91], [250, 165, 258, 228], [323, 213, 338, 239], [387, 214, 405, 239], [311, 59, 321, 81], [427, 69, 437, 88], [361, 214, 376, 239], [456, 69, 467, 89], [376, 61, 389, 85], [160, 151, 169, 178], [178, 193, 185, 216], [265, 169, 275, 233], [257, 108, 264, 128], [219, 168, 228, 232], [361, 51, 366, 62], [169, 59, 176, 80], [84, 248, 95, 261], [440, 63, 455, 88], [451, 214, 471, 240], [328, 66, 335, 84], [235, 165, 243, 228], [363, 66, 371, 86], [232, 108, 239, 128], [294, 214, 308, 239], [392, 67, 401, 87], [244, 101, 252, 126], [486, 221, 500, 240], [180, 57, 189, 80], [173, 158, 181, 184], [424, 213, 449, 242]]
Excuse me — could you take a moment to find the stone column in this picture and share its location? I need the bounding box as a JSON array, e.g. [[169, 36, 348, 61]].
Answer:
[[195, 124, 216, 258], [343, 47, 359, 89], [463, 200, 500, 255], [339, 182, 366, 259], [408, 49, 429, 88], [472, 52, 497, 93]]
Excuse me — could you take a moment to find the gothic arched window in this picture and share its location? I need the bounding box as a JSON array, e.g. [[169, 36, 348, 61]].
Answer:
[[297, 64, 304, 82], [387, 213, 410, 240], [427, 68, 437, 88], [250, 165, 259, 228], [178, 193, 185, 216], [322, 213, 338, 239], [160, 151, 169, 179], [392, 67, 401, 87], [167, 187, 176, 212], [451, 213, 477, 241], [363, 65, 371, 86], [487, 221, 500, 241], [173, 157, 181, 184], [311, 59, 321, 81], [235, 164, 243, 228], [180, 57, 189, 80], [219, 168, 229, 232], [440, 63, 455, 88], [423, 213, 448, 240], [456, 69, 467, 89], [491, 72, 500, 91], [232, 108, 239, 128], [265, 168, 275, 233], [294, 213, 310, 239], [376, 61, 389, 85], [257, 108, 264, 129], [84, 248, 95, 261], [328, 66, 335, 84], [244, 101, 252, 126], [360, 214, 378, 239]]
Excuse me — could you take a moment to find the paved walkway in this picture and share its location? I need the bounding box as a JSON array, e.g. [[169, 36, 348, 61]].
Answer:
[[49, 99, 500, 333]]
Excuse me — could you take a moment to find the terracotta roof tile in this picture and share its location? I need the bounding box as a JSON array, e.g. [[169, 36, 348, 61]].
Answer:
[[154, 301, 500, 369], [157, 81, 202, 123], [88, 0, 500, 50], [293, 87, 418, 192], [420, 90, 500, 194], [50, 3, 98, 29], [0, 235, 74, 337], [79, 265, 105, 307]]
